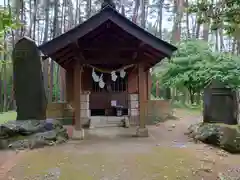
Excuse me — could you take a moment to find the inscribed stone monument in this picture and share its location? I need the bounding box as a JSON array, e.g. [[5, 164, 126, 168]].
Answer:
[[203, 80, 237, 125], [12, 37, 47, 120]]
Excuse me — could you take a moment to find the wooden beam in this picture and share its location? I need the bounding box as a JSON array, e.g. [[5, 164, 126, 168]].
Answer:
[[57, 53, 75, 64], [78, 23, 109, 42], [147, 71, 151, 100], [83, 47, 138, 51], [79, 39, 139, 50], [51, 46, 72, 58], [79, 28, 133, 45], [61, 57, 75, 68]]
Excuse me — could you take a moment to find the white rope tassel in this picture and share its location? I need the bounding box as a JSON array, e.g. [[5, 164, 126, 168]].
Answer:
[[99, 74, 105, 88], [92, 68, 99, 82], [120, 69, 126, 78], [111, 71, 117, 81]]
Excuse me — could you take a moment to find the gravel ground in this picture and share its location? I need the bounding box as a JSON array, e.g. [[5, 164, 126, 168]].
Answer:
[[2, 109, 240, 180]]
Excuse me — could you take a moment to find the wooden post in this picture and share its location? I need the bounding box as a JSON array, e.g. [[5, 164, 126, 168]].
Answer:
[[138, 64, 145, 128], [136, 63, 148, 137], [148, 71, 151, 100], [65, 69, 72, 103], [72, 60, 84, 139], [74, 61, 81, 130]]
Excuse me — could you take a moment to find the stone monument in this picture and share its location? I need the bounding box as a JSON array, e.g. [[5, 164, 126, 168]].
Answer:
[[12, 37, 47, 120]]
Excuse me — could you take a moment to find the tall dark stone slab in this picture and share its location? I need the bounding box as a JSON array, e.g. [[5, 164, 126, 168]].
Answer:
[[203, 80, 238, 125], [12, 37, 47, 120]]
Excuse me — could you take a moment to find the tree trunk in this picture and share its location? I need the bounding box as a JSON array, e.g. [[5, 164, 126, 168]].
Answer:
[[157, 0, 164, 38], [202, 22, 209, 41], [132, 0, 140, 23], [185, 0, 190, 39], [140, 0, 146, 28], [42, 0, 50, 101]]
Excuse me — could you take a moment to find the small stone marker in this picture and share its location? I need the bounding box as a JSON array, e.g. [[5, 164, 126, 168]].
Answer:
[[12, 37, 47, 120]]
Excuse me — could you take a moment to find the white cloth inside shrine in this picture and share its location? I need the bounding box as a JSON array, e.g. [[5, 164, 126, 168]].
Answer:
[[90, 64, 134, 88]]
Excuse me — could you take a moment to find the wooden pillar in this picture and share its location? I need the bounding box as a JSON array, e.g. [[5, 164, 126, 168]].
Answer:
[[66, 69, 73, 103], [136, 63, 148, 137], [138, 63, 146, 129], [147, 71, 151, 100], [74, 61, 82, 130]]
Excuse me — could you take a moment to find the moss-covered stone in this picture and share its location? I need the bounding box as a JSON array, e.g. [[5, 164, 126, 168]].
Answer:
[[0, 119, 68, 150], [186, 122, 240, 153]]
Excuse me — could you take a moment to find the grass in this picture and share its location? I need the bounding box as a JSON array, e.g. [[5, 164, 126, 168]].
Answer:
[[172, 101, 202, 111], [0, 111, 16, 124]]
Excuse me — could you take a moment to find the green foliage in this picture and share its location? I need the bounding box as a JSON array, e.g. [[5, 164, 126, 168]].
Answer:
[[160, 40, 240, 93], [0, 5, 21, 62], [160, 40, 211, 93], [0, 5, 13, 35], [188, 0, 240, 37], [0, 111, 16, 124], [0, 5, 21, 33], [207, 53, 240, 88]]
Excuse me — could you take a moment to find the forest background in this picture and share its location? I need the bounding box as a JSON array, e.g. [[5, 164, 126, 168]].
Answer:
[[0, 0, 240, 113]]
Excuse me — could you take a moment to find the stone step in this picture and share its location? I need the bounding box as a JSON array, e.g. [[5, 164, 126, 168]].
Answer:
[[90, 116, 128, 128]]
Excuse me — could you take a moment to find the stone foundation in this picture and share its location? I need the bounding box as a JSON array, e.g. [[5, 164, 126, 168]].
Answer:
[[72, 128, 85, 140], [129, 93, 139, 126], [136, 127, 149, 137], [80, 92, 91, 127]]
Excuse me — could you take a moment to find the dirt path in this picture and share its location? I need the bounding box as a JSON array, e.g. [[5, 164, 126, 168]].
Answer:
[[2, 109, 240, 180]]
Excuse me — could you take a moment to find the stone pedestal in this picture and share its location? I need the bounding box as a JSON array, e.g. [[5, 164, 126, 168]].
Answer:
[[80, 92, 91, 128], [124, 117, 130, 128], [72, 128, 85, 140], [136, 127, 149, 137], [129, 93, 139, 126]]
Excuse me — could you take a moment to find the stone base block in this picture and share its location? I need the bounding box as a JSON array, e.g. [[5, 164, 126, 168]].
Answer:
[[81, 118, 91, 128], [136, 127, 149, 137], [129, 116, 139, 126], [72, 128, 85, 140], [124, 118, 130, 128]]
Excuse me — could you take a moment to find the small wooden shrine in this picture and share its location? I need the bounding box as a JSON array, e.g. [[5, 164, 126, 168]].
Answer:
[[39, 1, 177, 138]]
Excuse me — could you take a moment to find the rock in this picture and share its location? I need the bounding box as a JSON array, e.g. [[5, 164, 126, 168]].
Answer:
[[0, 119, 63, 137], [119, 118, 130, 128], [186, 122, 240, 153], [0, 119, 68, 150], [12, 37, 47, 120], [198, 167, 213, 173], [219, 126, 240, 153], [216, 150, 228, 157]]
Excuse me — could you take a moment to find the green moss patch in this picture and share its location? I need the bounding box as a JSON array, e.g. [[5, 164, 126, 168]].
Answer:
[[0, 111, 16, 124]]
